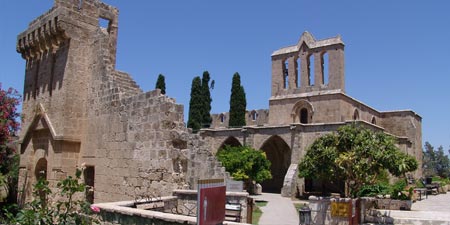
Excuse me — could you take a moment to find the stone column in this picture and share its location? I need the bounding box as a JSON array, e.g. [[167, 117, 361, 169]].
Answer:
[[314, 52, 323, 86], [288, 56, 297, 89]]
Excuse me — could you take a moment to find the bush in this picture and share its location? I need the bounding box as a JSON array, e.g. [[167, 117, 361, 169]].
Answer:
[[1, 167, 99, 225]]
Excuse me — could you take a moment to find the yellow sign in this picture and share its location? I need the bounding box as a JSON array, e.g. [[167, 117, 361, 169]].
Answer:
[[331, 202, 349, 217]]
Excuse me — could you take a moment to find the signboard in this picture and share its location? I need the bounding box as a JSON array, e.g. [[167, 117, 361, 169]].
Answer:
[[197, 179, 226, 225], [226, 179, 243, 192], [331, 202, 350, 218]]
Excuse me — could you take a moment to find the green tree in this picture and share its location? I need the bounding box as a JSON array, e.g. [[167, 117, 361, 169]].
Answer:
[[155, 74, 166, 95], [298, 124, 418, 197], [423, 142, 450, 178], [200, 71, 213, 128], [187, 77, 202, 133], [216, 145, 271, 193], [0, 84, 21, 205], [228, 73, 246, 127]]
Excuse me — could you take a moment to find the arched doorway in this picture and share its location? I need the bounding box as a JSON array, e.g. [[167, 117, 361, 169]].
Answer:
[[218, 136, 242, 151], [35, 158, 48, 181], [260, 136, 291, 193], [34, 158, 48, 205]]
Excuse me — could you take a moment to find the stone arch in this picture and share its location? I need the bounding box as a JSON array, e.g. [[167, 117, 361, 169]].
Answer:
[[371, 116, 377, 125], [353, 109, 360, 120], [218, 136, 242, 151], [219, 113, 225, 123], [249, 110, 258, 121], [260, 135, 292, 193], [291, 100, 314, 123]]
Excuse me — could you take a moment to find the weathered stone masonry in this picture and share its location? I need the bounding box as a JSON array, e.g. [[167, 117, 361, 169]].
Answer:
[[206, 32, 422, 197], [17, 0, 227, 203]]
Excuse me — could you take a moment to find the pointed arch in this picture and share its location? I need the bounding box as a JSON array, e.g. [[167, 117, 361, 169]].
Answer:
[[371, 116, 377, 125], [260, 135, 292, 193], [218, 136, 242, 151], [291, 100, 314, 124]]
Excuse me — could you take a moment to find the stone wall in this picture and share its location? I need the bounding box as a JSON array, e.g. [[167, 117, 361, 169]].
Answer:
[[17, 0, 228, 204]]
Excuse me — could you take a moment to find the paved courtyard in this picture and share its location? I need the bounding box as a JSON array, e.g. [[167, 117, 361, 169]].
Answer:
[[252, 192, 450, 225]]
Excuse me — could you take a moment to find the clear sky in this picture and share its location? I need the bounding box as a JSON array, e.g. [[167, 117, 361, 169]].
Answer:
[[1, 1, 449, 151]]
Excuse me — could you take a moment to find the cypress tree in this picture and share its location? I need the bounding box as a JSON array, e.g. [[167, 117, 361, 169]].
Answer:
[[155, 74, 166, 94], [228, 72, 247, 127], [187, 76, 202, 132], [201, 71, 213, 128]]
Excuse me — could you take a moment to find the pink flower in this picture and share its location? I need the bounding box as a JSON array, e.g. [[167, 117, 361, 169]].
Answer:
[[90, 205, 101, 213]]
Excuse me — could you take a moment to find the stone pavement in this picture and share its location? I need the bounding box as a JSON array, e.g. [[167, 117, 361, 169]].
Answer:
[[375, 192, 450, 224], [252, 192, 450, 225], [252, 193, 300, 225]]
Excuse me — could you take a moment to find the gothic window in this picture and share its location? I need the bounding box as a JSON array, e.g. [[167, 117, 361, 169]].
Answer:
[[371, 116, 377, 125], [308, 54, 315, 86], [322, 52, 329, 85], [300, 108, 308, 124], [250, 111, 258, 121], [283, 59, 289, 89], [219, 114, 225, 123], [353, 109, 359, 120]]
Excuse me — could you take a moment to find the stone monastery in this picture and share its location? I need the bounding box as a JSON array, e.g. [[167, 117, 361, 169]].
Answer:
[[16, 0, 422, 203]]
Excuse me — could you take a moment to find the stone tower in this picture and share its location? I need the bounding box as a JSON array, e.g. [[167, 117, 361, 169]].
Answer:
[[271, 31, 345, 97], [16, 0, 227, 203]]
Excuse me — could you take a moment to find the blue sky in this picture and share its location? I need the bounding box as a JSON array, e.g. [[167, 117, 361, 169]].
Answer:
[[1, 1, 449, 151]]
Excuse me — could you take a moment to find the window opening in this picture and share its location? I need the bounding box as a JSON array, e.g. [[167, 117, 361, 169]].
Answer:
[[353, 109, 359, 120], [220, 114, 225, 123], [300, 108, 308, 124], [371, 117, 376, 124], [84, 166, 95, 204], [322, 52, 329, 85], [283, 60, 289, 89], [308, 54, 315, 86]]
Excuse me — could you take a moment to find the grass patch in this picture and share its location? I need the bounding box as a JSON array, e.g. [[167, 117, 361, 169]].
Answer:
[[252, 201, 267, 225]]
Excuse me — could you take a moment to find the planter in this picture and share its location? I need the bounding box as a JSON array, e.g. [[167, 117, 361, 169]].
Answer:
[[376, 199, 412, 210]]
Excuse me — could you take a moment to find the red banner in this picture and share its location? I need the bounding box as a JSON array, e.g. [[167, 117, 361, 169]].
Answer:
[[198, 179, 226, 225]]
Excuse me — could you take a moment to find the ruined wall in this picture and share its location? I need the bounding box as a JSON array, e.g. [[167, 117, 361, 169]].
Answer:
[[17, 0, 228, 204], [210, 109, 269, 129]]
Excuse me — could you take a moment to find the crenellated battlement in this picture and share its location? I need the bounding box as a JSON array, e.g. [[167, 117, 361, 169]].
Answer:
[[16, 8, 67, 60]]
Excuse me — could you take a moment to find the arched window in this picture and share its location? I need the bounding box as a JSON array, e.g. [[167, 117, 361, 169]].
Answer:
[[283, 59, 289, 89], [300, 108, 308, 124], [308, 54, 315, 86], [251, 111, 258, 121], [219, 114, 225, 123], [353, 109, 359, 120], [321, 52, 329, 85], [371, 116, 377, 125]]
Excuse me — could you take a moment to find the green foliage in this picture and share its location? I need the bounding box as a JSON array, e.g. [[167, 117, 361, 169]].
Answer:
[[357, 183, 390, 197], [1, 168, 99, 225], [200, 71, 213, 128], [0, 84, 21, 205], [423, 142, 450, 178], [155, 74, 166, 95], [228, 73, 246, 127], [216, 146, 271, 184], [187, 76, 202, 133], [298, 124, 418, 197]]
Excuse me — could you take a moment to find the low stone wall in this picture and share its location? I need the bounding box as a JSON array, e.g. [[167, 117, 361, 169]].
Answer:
[[173, 190, 249, 223], [94, 190, 250, 225], [308, 196, 359, 225]]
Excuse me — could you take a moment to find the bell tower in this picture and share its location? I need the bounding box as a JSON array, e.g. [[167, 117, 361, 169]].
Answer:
[[271, 32, 345, 97]]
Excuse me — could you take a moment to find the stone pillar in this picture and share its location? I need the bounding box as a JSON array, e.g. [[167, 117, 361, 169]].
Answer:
[[288, 56, 297, 89], [300, 53, 309, 88], [314, 52, 323, 86], [271, 57, 284, 96]]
